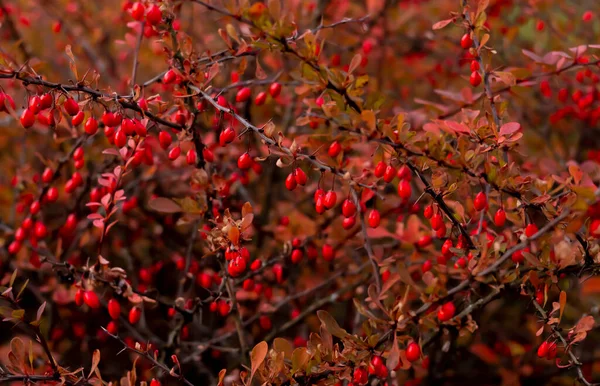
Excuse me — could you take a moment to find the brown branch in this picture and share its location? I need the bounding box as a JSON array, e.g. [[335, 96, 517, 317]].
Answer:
[[351, 188, 382, 292]]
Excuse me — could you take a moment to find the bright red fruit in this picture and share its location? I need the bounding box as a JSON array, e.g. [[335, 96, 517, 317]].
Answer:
[[237, 152, 252, 169], [525, 223, 538, 238], [63, 97, 79, 116], [431, 213, 444, 231], [470, 71, 482, 87], [537, 341, 549, 358], [285, 173, 297, 191], [328, 141, 342, 157], [406, 342, 421, 362], [84, 117, 98, 135], [460, 33, 473, 49], [186, 149, 197, 165], [130, 2, 145, 20], [294, 168, 307, 185], [323, 190, 337, 209], [383, 165, 396, 183], [368, 209, 380, 228], [398, 179, 412, 199], [322, 244, 334, 261], [236, 87, 251, 102], [128, 307, 142, 324], [163, 69, 176, 84], [424, 205, 433, 219], [269, 82, 282, 98], [146, 4, 162, 25], [158, 131, 172, 149], [374, 161, 386, 178], [494, 209, 506, 227], [75, 289, 84, 306], [474, 192, 487, 211], [342, 199, 356, 217], [437, 301, 455, 321], [254, 91, 267, 105], [83, 291, 100, 309], [168, 146, 181, 160], [20, 109, 35, 128], [108, 299, 121, 319]]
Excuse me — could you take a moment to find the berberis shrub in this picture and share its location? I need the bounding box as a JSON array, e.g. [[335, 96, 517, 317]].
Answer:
[[0, 0, 600, 385]]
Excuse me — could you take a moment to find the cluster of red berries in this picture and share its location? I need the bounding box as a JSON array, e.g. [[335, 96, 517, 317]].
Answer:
[[225, 246, 251, 277]]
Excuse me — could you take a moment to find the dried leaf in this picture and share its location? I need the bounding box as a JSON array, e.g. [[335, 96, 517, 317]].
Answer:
[[432, 18, 454, 30], [559, 291, 566, 320], [89, 349, 100, 378], [249, 341, 268, 384]]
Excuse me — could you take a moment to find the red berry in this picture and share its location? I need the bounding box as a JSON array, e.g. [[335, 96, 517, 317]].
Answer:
[[353, 367, 368, 385], [537, 341, 549, 358], [525, 223, 538, 238], [342, 199, 356, 217], [322, 244, 334, 261], [254, 91, 267, 106], [237, 152, 252, 169], [374, 161, 386, 178], [470, 60, 480, 72], [431, 213, 444, 231], [342, 215, 356, 229], [168, 146, 181, 160], [285, 173, 297, 191], [202, 148, 214, 162], [146, 4, 162, 25], [470, 71, 482, 87], [236, 87, 251, 102], [422, 260, 433, 273], [437, 301, 455, 321], [383, 165, 396, 183], [406, 342, 421, 362], [398, 179, 412, 200], [108, 299, 121, 320], [34, 221, 47, 238], [84, 117, 98, 135], [20, 109, 35, 128], [114, 129, 127, 148], [163, 69, 176, 84], [494, 209, 506, 227], [63, 97, 79, 116], [219, 127, 235, 146], [42, 167, 53, 183], [130, 2, 145, 20], [186, 149, 197, 165], [474, 192, 487, 211], [424, 205, 433, 219], [128, 307, 142, 324], [73, 147, 84, 161], [72, 111, 85, 126], [83, 291, 100, 309], [46, 187, 58, 202], [368, 209, 381, 228], [29, 96, 41, 113], [30, 200, 41, 215], [460, 33, 473, 49], [536, 20, 545, 31], [106, 321, 118, 335], [158, 131, 172, 149], [269, 82, 282, 98], [39, 93, 53, 109], [294, 168, 307, 185], [291, 249, 303, 264], [583, 11, 593, 22], [75, 289, 85, 306], [328, 141, 342, 157], [323, 190, 337, 209]]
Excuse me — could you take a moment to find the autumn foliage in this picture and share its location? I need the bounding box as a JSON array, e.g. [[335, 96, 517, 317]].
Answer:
[[2, 0, 600, 385]]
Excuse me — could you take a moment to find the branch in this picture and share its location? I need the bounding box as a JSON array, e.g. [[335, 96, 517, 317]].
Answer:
[[351, 188, 382, 292]]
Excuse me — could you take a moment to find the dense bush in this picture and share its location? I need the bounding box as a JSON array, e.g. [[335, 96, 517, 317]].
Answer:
[[1, 0, 600, 385]]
